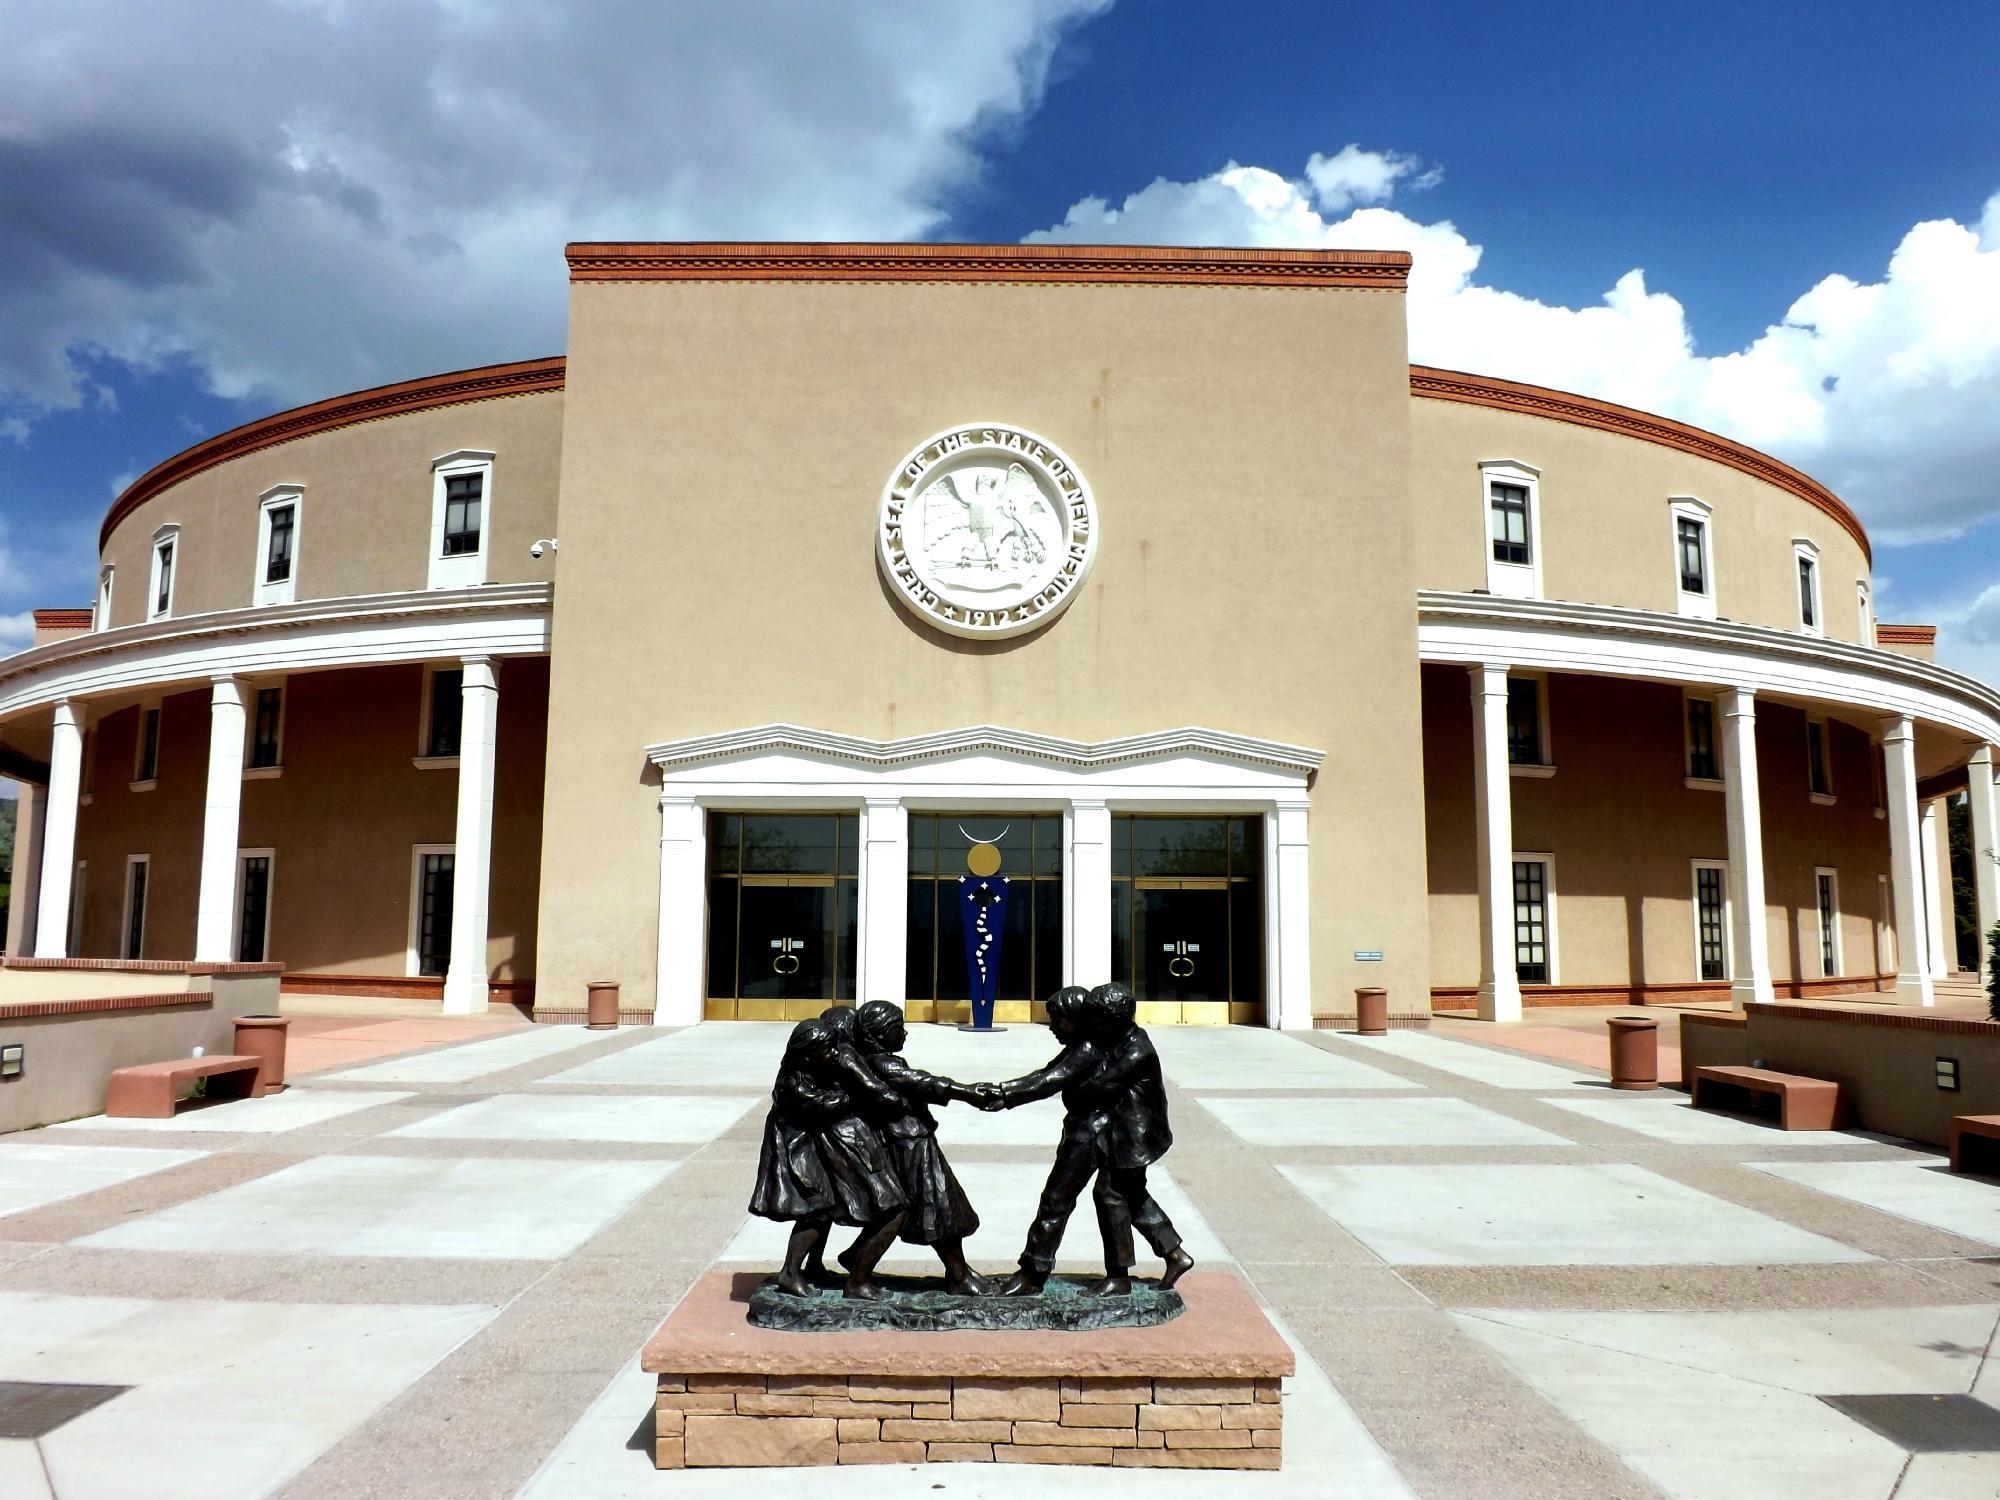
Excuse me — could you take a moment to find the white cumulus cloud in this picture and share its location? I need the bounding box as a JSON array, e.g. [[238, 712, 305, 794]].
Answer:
[[1030, 148, 2000, 550]]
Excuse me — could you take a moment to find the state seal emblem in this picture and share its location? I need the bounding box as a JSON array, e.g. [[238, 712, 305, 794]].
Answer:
[[878, 423, 1098, 639]]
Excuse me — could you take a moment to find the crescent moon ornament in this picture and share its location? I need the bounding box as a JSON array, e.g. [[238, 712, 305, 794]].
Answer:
[[957, 823, 1011, 845]]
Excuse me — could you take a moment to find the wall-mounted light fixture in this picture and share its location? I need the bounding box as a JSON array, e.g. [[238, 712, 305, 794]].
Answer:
[[1936, 1057, 1961, 1092], [0, 1043, 23, 1080]]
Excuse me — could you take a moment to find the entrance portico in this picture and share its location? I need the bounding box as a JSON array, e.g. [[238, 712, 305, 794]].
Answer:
[[643, 724, 1321, 1029]]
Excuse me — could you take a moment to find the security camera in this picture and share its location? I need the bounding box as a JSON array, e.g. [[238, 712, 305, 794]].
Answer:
[[529, 541, 544, 559], [529, 537, 558, 559]]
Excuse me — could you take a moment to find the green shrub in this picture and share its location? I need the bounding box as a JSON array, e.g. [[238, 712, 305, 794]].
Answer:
[[1988, 921, 2000, 1022]]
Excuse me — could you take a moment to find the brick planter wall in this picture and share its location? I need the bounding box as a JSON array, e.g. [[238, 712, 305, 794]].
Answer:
[[654, 1372, 1281, 1470]]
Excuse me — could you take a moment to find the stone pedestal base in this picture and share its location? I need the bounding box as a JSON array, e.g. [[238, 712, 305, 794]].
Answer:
[[643, 1271, 1291, 1471]]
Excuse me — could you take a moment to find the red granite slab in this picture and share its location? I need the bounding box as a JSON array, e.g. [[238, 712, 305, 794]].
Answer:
[[642, 1272, 1293, 1379]]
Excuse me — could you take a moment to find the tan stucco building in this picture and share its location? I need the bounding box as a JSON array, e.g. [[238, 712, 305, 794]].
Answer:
[[4, 242, 1996, 1029]]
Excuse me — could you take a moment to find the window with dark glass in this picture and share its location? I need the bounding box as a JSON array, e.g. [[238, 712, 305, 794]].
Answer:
[[238, 855, 271, 962], [265, 503, 295, 583], [1695, 866, 1726, 980], [704, 813, 858, 1006], [1686, 697, 1718, 780], [1798, 556, 1818, 628], [153, 539, 174, 614], [124, 859, 148, 961], [1817, 872, 1839, 976], [905, 814, 1064, 1009], [441, 473, 483, 557], [1108, 815, 1264, 1013], [1677, 516, 1708, 594], [424, 668, 463, 757], [1506, 677, 1544, 766], [1513, 859, 1549, 984], [1489, 482, 1531, 565], [1807, 719, 1831, 796], [250, 687, 283, 769], [135, 706, 160, 783], [417, 851, 455, 977]]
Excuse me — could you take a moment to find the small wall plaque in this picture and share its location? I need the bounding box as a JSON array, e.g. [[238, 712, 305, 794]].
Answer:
[[1353, 950, 1384, 963]]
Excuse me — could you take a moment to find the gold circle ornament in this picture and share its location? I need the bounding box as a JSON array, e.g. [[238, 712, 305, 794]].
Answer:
[[966, 842, 1003, 877]]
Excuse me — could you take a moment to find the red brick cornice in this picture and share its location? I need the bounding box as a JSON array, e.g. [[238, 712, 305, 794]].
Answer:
[[100, 357, 567, 551], [1875, 623, 1937, 645], [566, 241, 1413, 289], [1410, 365, 1870, 563], [33, 608, 93, 630]]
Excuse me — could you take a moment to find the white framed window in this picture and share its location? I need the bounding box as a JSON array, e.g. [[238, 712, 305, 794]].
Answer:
[[1684, 693, 1723, 788], [428, 450, 494, 590], [1856, 580, 1874, 646], [1806, 714, 1835, 803], [1691, 859, 1731, 981], [122, 854, 150, 961], [1481, 460, 1542, 599], [1815, 867, 1842, 978], [235, 848, 276, 963], [131, 698, 162, 789], [1512, 853, 1556, 985], [95, 566, 114, 631], [244, 681, 286, 778], [1668, 497, 1716, 619], [414, 664, 463, 766], [147, 525, 180, 621], [255, 485, 301, 606], [1505, 671, 1554, 776], [68, 860, 88, 954], [1792, 539, 1822, 635], [408, 844, 456, 978]]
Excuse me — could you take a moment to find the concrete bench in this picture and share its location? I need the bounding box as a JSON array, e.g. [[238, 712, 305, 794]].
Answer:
[[105, 1054, 268, 1119], [1949, 1115, 2000, 1175], [1691, 1064, 1843, 1130]]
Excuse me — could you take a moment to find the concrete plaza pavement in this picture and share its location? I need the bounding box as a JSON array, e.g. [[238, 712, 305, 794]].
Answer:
[[3, 1011, 2000, 1497]]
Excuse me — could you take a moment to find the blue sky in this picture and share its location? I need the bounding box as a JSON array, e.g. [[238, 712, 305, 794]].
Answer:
[[4, 1, 1999, 674]]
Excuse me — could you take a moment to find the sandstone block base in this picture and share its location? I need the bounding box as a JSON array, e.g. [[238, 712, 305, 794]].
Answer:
[[645, 1271, 1290, 1471]]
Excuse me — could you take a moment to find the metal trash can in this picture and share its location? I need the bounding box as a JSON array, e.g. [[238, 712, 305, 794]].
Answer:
[[586, 982, 621, 1030], [232, 1015, 290, 1091], [1607, 1015, 1659, 1090], [1355, 987, 1389, 1036]]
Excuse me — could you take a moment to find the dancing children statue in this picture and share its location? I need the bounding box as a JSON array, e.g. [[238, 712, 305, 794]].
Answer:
[[975, 982, 1194, 1296]]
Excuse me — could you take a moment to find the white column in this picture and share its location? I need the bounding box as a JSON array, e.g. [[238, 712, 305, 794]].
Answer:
[[857, 797, 909, 1007], [1969, 743, 2000, 963], [1881, 714, 1934, 1006], [6, 782, 44, 957], [34, 701, 84, 958], [654, 792, 706, 1026], [441, 657, 498, 1015], [1270, 798, 1312, 1031], [1067, 798, 1112, 986], [1921, 798, 1953, 978], [1719, 687, 1773, 1008], [1469, 664, 1520, 1022], [193, 677, 247, 962]]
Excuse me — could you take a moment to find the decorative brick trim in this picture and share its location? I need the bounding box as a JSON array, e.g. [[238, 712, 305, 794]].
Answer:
[[6, 956, 204, 974], [0, 992, 209, 1020], [533, 1008, 653, 1026], [33, 608, 93, 630], [1875, 623, 1937, 645], [1430, 975, 1891, 1009], [100, 357, 566, 550], [1751, 1002, 2000, 1037], [190, 962, 285, 976], [1312, 1014, 1431, 1031], [1680, 1011, 1749, 1030], [567, 241, 1412, 291], [1410, 365, 1870, 563], [279, 972, 534, 1005]]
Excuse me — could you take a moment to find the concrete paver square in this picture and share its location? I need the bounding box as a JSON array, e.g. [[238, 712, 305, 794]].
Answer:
[[0, 1441, 52, 1500], [1338, 1030, 1604, 1089], [76, 1154, 682, 1260], [326, 1024, 621, 1083], [1749, 1159, 2000, 1248], [0, 1290, 495, 1500], [0, 1142, 206, 1220], [930, 1091, 1068, 1147], [1280, 1163, 1875, 1265], [1149, 1028, 1417, 1091], [386, 1092, 762, 1144], [716, 1159, 1230, 1271], [1199, 1093, 1573, 1147], [1540, 1093, 1868, 1147], [544, 1025, 789, 1087], [52, 1089, 413, 1134]]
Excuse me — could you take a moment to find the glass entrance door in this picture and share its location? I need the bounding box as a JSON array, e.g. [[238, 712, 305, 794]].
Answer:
[[737, 876, 837, 1001], [1135, 878, 1231, 1004]]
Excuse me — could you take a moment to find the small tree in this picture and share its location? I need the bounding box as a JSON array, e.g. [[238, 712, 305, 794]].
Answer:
[[1988, 921, 2000, 1022]]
